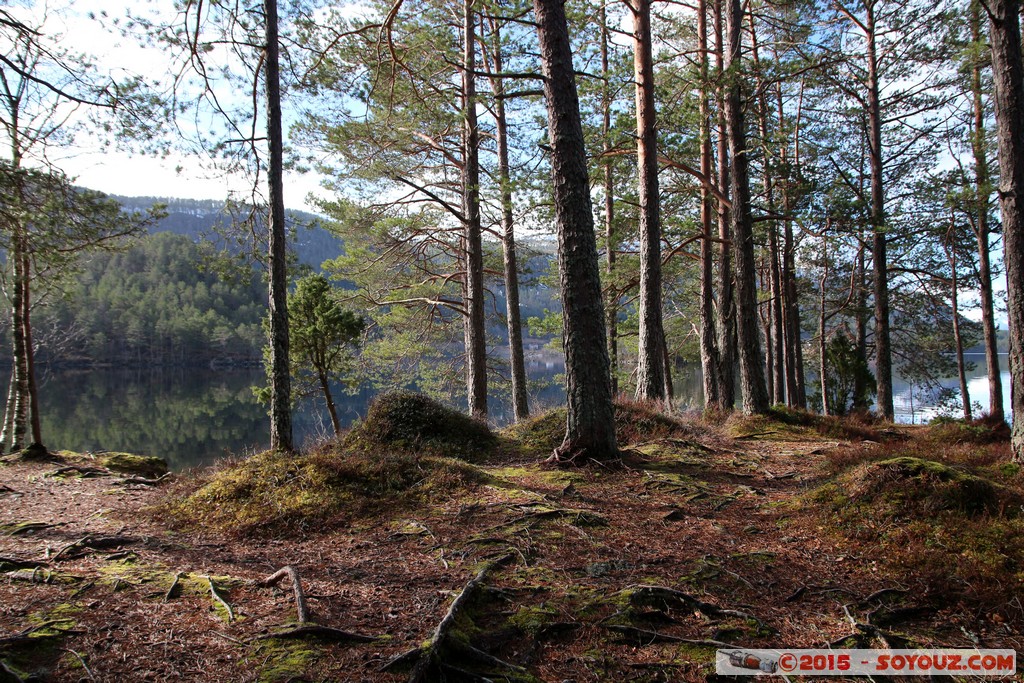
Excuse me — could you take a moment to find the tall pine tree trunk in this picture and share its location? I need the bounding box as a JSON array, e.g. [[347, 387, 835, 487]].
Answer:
[[632, 0, 667, 403], [462, 0, 488, 418], [698, 0, 722, 410], [0, 375, 15, 452], [266, 0, 292, 451], [947, 234, 972, 421], [782, 197, 805, 407], [778, 81, 805, 408], [750, 7, 784, 406], [863, 3, 894, 421], [972, 0, 1004, 421], [490, 22, 528, 421], [818, 239, 831, 416], [601, 4, 619, 396], [988, 0, 1024, 461], [9, 236, 27, 452], [21, 254, 41, 448], [533, 0, 618, 462], [714, 0, 736, 409], [852, 239, 869, 410], [724, 0, 769, 414]]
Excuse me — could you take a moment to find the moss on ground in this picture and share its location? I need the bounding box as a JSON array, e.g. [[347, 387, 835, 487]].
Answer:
[[502, 399, 703, 456], [163, 447, 493, 536], [840, 456, 1016, 516], [805, 450, 1024, 615], [247, 638, 318, 683], [727, 406, 886, 442], [94, 452, 168, 477]]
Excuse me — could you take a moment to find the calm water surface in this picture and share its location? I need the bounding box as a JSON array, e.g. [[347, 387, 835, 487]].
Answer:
[[31, 352, 1011, 470]]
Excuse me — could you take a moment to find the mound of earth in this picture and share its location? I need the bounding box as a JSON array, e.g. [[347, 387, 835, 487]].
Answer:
[[347, 391, 497, 461]]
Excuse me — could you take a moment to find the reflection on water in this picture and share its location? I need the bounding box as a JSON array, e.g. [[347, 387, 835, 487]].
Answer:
[[23, 352, 1011, 470], [892, 353, 1012, 424], [37, 367, 275, 471], [29, 357, 567, 470]]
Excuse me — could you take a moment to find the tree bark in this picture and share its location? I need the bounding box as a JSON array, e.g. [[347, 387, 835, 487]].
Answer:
[[533, 0, 618, 462], [852, 239, 870, 410], [318, 371, 342, 434], [490, 21, 528, 421], [947, 234, 972, 421], [988, 0, 1024, 461], [463, 0, 488, 418], [724, 0, 769, 415], [972, 0, 1005, 421], [632, 0, 667, 403], [761, 264, 775, 404], [713, 0, 736, 409], [862, 2, 894, 421], [819, 239, 830, 416], [266, 0, 292, 452], [21, 254, 41, 447], [749, 6, 784, 406], [0, 375, 15, 452], [782, 194, 806, 407], [9, 232, 27, 452], [697, 0, 721, 410], [601, 3, 618, 397]]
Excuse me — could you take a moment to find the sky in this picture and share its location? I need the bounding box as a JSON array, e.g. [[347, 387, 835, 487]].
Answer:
[[3, 1, 1011, 327], [10, 0, 327, 210]]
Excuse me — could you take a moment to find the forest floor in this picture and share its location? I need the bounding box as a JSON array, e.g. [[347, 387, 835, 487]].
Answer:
[[0, 397, 1021, 682]]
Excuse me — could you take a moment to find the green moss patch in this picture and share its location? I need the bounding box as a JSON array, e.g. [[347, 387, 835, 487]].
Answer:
[[841, 456, 1017, 517], [502, 409, 566, 455], [163, 447, 493, 536], [95, 452, 168, 478], [805, 453, 1024, 614], [247, 638, 318, 682], [346, 392, 497, 461]]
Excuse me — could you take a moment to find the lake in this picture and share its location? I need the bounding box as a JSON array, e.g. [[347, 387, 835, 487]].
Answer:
[[26, 352, 1012, 470]]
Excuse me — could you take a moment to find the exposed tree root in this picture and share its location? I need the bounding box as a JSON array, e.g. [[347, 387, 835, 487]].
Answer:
[[387, 554, 525, 683], [63, 649, 96, 682], [546, 446, 621, 469], [3, 567, 82, 584], [605, 624, 733, 648], [0, 658, 25, 683], [255, 624, 377, 642], [116, 473, 171, 486], [0, 619, 78, 649], [257, 566, 375, 643], [206, 576, 234, 622], [261, 566, 310, 624], [51, 535, 139, 562], [784, 585, 807, 602], [859, 587, 909, 605], [47, 465, 111, 479], [477, 503, 607, 537], [164, 572, 182, 602], [624, 585, 766, 627], [2, 521, 60, 536], [826, 603, 911, 649], [0, 557, 43, 571]]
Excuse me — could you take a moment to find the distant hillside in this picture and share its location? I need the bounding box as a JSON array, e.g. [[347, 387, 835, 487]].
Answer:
[[114, 196, 345, 268], [965, 329, 1010, 355]]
